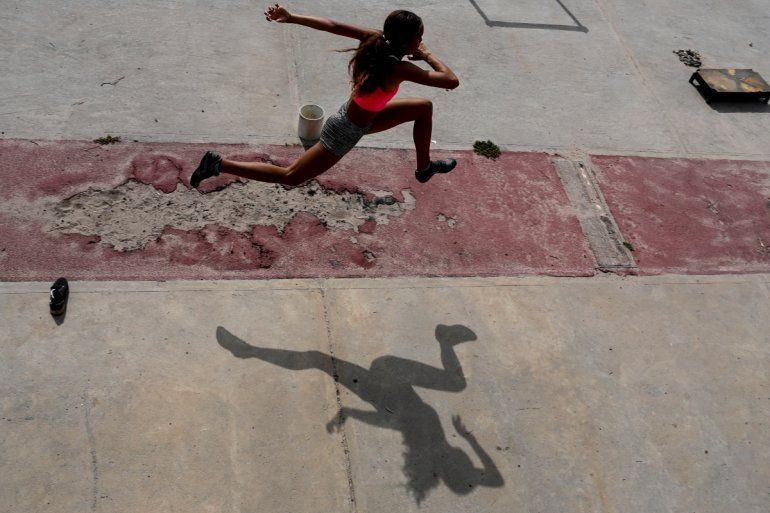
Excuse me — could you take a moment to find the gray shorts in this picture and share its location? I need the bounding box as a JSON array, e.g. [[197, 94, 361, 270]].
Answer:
[[319, 101, 373, 157]]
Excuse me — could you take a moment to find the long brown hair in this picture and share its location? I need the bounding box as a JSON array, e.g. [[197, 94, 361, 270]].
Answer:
[[340, 10, 423, 95]]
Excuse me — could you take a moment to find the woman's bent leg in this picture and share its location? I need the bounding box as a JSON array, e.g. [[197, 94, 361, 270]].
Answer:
[[367, 98, 433, 170], [412, 108, 432, 170]]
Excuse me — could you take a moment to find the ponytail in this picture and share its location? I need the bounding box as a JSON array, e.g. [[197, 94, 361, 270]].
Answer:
[[337, 10, 423, 95], [338, 32, 395, 95]]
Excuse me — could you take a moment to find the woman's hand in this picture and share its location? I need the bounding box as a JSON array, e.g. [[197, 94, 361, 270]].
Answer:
[[326, 411, 345, 433], [452, 415, 472, 438], [408, 42, 432, 62], [265, 4, 292, 23]]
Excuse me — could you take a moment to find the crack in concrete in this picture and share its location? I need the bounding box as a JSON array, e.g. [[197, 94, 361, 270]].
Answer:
[[319, 287, 358, 513], [46, 180, 416, 252], [83, 386, 99, 513]]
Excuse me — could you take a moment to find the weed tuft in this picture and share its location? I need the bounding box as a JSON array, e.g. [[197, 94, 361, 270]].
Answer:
[[94, 135, 121, 145], [473, 140, 501, 160]]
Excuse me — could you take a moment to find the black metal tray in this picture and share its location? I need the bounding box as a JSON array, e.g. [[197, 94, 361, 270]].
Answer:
[[689, 69, 770, 103]]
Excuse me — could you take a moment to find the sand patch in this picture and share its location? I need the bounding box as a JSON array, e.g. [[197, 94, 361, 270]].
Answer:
[[47, 180, 415, 252]]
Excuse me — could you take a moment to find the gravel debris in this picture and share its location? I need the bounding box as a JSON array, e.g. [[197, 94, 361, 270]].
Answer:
[[674, 49, 702, 68]]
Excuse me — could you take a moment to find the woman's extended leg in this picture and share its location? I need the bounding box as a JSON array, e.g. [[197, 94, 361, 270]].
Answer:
[[367, 98, 433, 170], [192, 142, 342, 188], [220, 142, 342, 186]]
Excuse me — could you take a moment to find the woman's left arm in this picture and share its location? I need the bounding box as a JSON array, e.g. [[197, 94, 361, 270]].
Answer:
[[265, 4, 377, 41]]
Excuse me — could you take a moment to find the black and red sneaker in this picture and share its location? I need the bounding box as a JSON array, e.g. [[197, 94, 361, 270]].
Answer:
[[49, 277, 69, 316]]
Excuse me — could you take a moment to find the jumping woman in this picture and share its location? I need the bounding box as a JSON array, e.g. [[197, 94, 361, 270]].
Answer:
[[190, 4, 460, 189]]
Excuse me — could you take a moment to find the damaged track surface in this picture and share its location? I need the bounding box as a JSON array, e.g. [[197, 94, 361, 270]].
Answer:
[[49, 180, 416, 252], [591, 155, 770, 274], [4, 141, 767, 280], [0, 140, 594, 280]]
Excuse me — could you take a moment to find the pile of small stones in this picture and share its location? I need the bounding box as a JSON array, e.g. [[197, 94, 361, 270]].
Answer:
[[673, 49, 702, 67]]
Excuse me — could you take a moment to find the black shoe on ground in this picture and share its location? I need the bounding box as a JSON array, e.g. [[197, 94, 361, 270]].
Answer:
[[190, 151, 222, 188], [415, 158, 457, 183], [50, 277, 69, 316]]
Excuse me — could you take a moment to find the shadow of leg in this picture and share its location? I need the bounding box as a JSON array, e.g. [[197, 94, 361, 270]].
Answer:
[[216, 326, 330, 371]]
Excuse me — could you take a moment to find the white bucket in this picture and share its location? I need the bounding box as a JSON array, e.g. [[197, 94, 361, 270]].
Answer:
[[298, 104, 325, 141]]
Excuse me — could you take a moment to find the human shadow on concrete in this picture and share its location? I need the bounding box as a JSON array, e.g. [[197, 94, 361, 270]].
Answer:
[[468, 0, 588, 33], [216, 324, 504, 503]]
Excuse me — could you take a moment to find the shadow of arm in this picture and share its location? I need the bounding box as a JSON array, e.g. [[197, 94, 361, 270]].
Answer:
[[327, 407, 396, 433], [467, 434, 504, 487], [453, 415, 504, 487]]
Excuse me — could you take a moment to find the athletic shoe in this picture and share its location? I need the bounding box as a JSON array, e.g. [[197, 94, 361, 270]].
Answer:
[[50, 277, 69, 316], [190, 151, 222, 188], [415, 158, 457, 183]]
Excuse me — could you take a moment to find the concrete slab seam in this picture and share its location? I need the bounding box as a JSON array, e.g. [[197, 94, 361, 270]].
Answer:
[[83, 385, 99, 513], [319, 287, 358, 513], [4, 275, 770, 295], [226, 387, 243, 513]]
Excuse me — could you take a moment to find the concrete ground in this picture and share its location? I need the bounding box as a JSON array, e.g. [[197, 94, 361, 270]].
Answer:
[[2, 275, 769, 512], [2, 1, 770, 512], [2, 0, 769, 157]]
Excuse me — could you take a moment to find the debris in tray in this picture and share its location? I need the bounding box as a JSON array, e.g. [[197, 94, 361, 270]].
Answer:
[[674, 49, 702, 68]]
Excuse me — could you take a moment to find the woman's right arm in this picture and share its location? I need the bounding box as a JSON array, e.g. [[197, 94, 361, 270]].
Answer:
[[397, 43, 460, 90], [265, 4, 377, 41]]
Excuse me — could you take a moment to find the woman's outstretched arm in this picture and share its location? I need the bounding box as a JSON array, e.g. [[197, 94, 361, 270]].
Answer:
[[265, 4, 378, 41]]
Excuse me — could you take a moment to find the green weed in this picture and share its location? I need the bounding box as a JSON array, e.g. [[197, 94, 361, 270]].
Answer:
[[94, 135, 121, 145], [473, 140, 501, 160]]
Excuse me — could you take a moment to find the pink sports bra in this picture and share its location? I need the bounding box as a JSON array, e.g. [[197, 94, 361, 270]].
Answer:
[[352, 84, 399, 112]]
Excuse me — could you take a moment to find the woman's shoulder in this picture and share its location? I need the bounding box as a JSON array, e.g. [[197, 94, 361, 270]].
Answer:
[[389, 59, 421, 75], [387, 60, 419, 86]]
